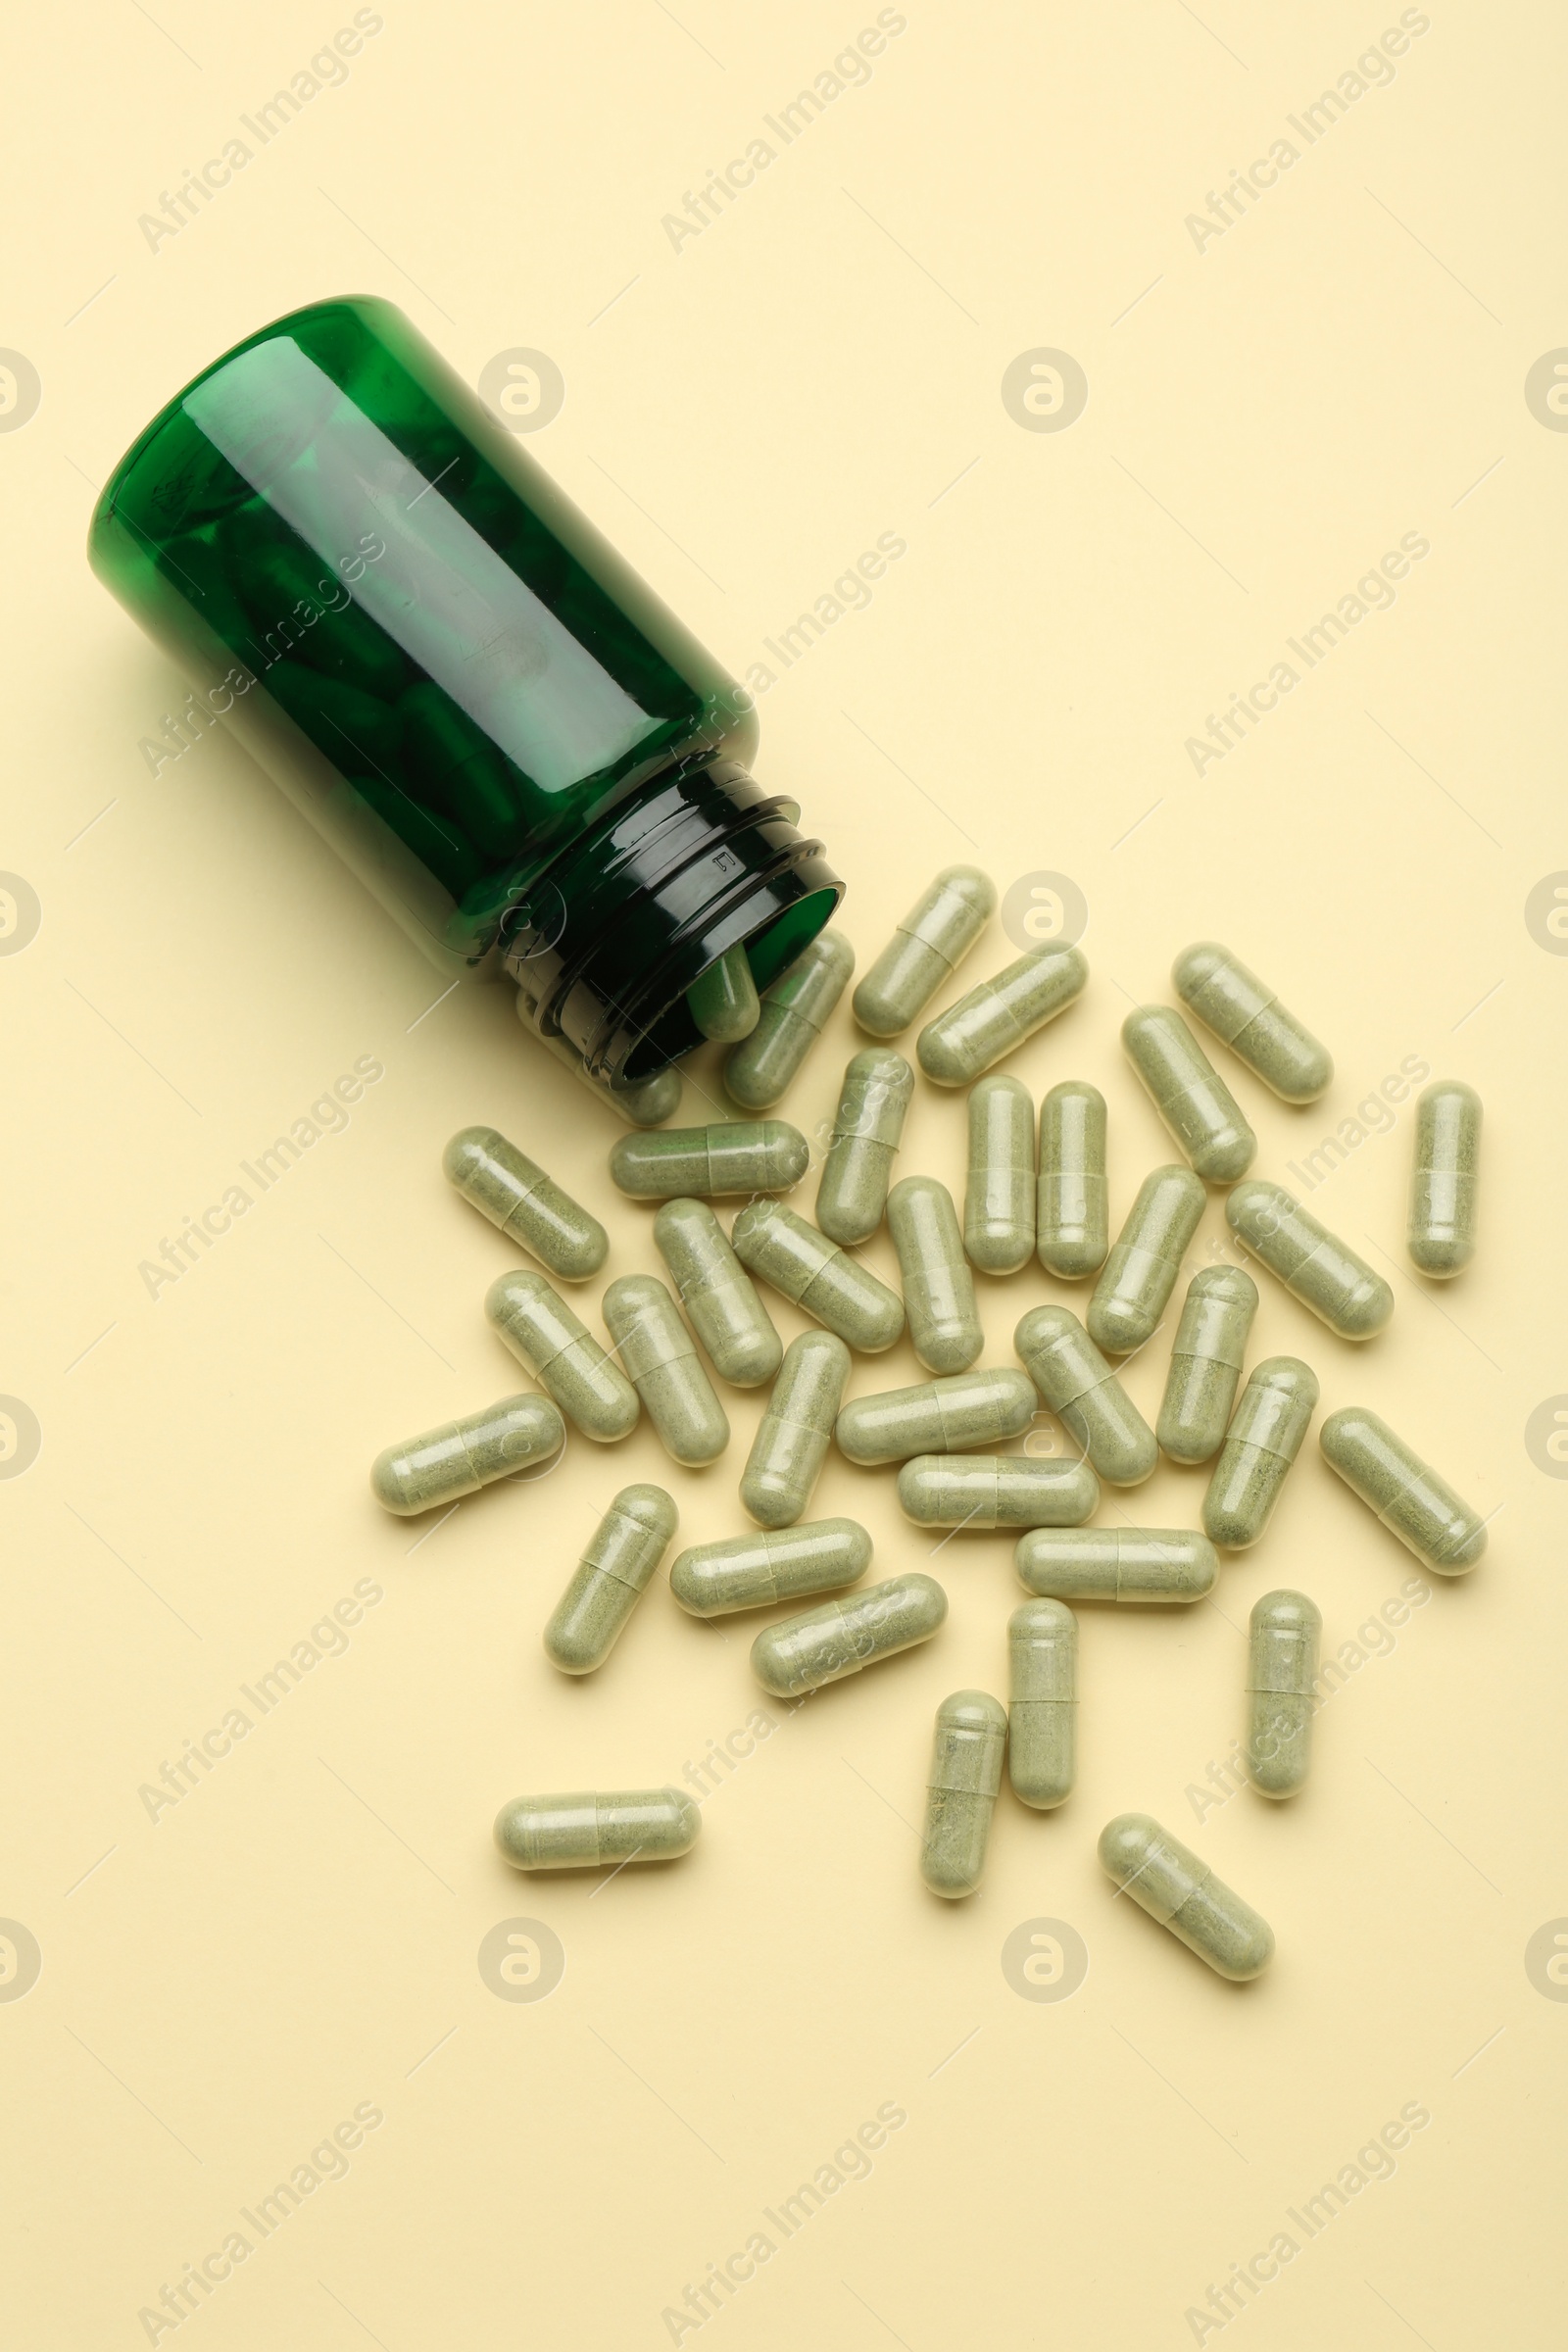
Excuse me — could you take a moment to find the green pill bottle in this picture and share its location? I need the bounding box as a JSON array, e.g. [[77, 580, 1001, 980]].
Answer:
[[87, 297, 843, 1087]]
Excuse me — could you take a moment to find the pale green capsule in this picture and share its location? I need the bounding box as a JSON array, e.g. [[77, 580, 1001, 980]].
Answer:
[[750, 1571, 948, 1695], [1037, 1080, 1108, 1279], [1007, 1598, 1077, 1809], [494, 1787, 700, 1871], [602, 1275, 729, 1466], [1408, 1080, 1481, 1278], [610, 1120, 808, 1200], [652, 1199, 782, 1389], [687, 942, 760, 1042], [1014, 1305, 1156, 1487], [887, 1175, 982, 1376], [836, 1366, 1038, 1465], [1015, 1527, 1217, 1602], [1172, 942, 1332, 1103], [731, 1200, 905, 1352], [921, 1691, 1007, 1898], [1319, 1405, 1487, 1574], [370, 1392, 564, 1515], [513, 987, 682, 1127], [1202, 1355, 1318, 1549], [898, 1454, 1099, 1529], [1227, 1181, 1394, 1340], [486, 1269, 641, 1442], [741, 1330, 851, 1528], [1121, 1006, 1255, 1183], [725, 931, 855, 1109], [815, 1050, 914, 1245], [916, 942, 1088, 1086], [543, 1486, 678, 1674], [1156, 1267, 1259, 1464], [852, 865, 996, 1037], [443, 1125, 609, 1281], [670, 1516, 872, 1617], [1099, 1813, 1273, 1980], [965, 1075, 1035, 1274], [1087, 1164, 1205, 1356], [1246, 1590, 1320, 1798]]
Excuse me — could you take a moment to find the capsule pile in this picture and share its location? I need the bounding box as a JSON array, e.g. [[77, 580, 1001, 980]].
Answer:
[[369, 877, 1487, 1978]]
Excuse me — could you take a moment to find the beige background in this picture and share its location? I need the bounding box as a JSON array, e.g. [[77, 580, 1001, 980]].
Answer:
[[3, 1, 1564, 2344]]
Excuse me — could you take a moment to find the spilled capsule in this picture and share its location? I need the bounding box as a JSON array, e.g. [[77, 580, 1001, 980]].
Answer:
[[1098, 1814, 1273, 1980], [750, 1572, 947, 1695], [1246, 1589, 1321, 1797], [916, 942, 1088, 1086], [1087, 1163, 1206, 1355], [687, 942, 760, 1042], [853, 866, 996, 1037], [1172, 942, 1332, 1103], [444, 1125, 608, 1281], [370, 1393, 564, 1515], [1015, 1527, 1217, 1603], [653, 1198, 782, 1389], [494, 1788, 700, 1872], [725, 931, 855, 1109], [1202, 1356, 1318, 1550], [1014, 1305, 1157, 1488], [1408, 1080, 1481, 1278], [1121, 1006, 1255, 1183], [670, 1517, 871, 1617], [898, 1454, 1099, 1529], [1156, 1267, 1259, 1464], [835, 1366, 1038, 1465], [1007, 1599, 1077, 1810], [887, 1175, 983, 1375], [815, 1050, 914, 1245], [1227, 1182, 1394, 1340], [1319, 1405, 1487, 1574], [920, 1691, 1007, 1898], [602, 1275, 729, 1466], [1037, 1080, 1108, 1279], [486, 1269, 641, 1442], [610, 1120, 808, 1200], [543, 1486, 677, 1673], [741, 1330, 852, 1528], [731, 1201, 906, 1353], [965, 1075, 1036, 1274]]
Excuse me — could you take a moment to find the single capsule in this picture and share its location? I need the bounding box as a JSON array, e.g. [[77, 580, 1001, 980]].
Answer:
[[887, 1176, 983, 1375], [741, 1330, 851, 1527], [1202, 1356, 1318, 1549], [1156, 1266, 1259, 1464], [1038, 1080, 1107, 1279], [916, 942, 1088, 1087], [669, 1517, 872, 1617], [815, 1050, 915, 1245], [731, 1201, 905, 1353], [899, 1454, 1099, 1529], [1007, 1598, 1077, 1809], [835, 1366, 1037, 1465], [370, 1392, 564, 1515], [1408, 1080, 1481, 1278], [1015, 1526, 1218, 1602], [1121, 1006, 1256, 1183], [543, 1486, 677, 1673], [485, 1270, 641, 1441], [1087, 1163, 1206, 1356], [1246, 1590, 1321, 1798], [725, 931, 855, 1109], [750, 1571, 948, 1695], [601, 1275, 729, 1466], [610, 1120, 808, 1200], [965, 1075, 1036, 1274], [920, 1691, 1007, 1898], [443, 1125, 608, 1281], [653, 1199, 782, 1389], [514, 989, 683, 1127], [687, 942, 760, 1042], [1172, 942, 1333, 1103], [1098, 1813, 1274, 1980], [1226, 1182, 1394, 1340], [1015, 1304, 1157, 1487], [494, 1787, 700, 1872], [852, 865, 996, 1037], [1319, 1405, 1487, 1574]]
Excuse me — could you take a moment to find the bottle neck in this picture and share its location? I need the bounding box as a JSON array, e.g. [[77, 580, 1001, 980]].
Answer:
[[503, 756, 842, 1082]]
